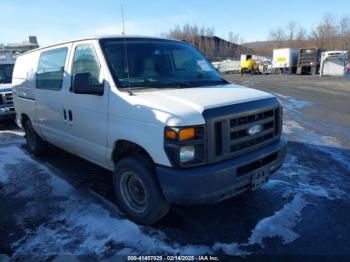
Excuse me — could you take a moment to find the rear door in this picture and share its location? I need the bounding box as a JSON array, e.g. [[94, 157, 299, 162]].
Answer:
[[35, 44, 72, 148], [65, 40, 109, 167]]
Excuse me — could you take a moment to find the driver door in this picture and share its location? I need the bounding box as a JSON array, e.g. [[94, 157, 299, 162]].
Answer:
[[66, 40, 109, 167]]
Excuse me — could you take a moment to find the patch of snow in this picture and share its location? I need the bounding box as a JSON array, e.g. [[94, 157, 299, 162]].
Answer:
[[212, 242, 250, 256], [277, 153, 346, 200], [0, 129, 25, 137], [0, 145, 29, 183], [283, 120, 305, 134], [14, 195, 213, 255], [247, 195, 306, 247], [0, 145, 72, 197], [260, 179, 291, 190], [295, 183, 330, 199], [0, 144, 213, 256], [278, 93, 350, 171], [273, 93, 312, 111]]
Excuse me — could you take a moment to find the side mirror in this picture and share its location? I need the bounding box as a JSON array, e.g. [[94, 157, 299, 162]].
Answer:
[[73, 72, 104, 96]]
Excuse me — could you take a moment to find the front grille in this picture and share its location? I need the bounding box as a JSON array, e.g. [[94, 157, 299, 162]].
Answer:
[[216, 107, 280, 156], [3, 92, 13, 105], [203, 98, 282, 164]]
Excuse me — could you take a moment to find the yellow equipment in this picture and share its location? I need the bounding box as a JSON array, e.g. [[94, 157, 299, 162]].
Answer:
[[240, 59, 259, 75]]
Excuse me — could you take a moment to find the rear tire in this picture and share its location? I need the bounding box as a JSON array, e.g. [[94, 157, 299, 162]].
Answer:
[[23, 119, 48, 156], [113, 155, 170, 225]]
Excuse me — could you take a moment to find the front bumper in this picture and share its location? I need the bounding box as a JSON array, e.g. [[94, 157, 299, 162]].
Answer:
[[156, 138, 287, 205], [0, 107, 15, 119]]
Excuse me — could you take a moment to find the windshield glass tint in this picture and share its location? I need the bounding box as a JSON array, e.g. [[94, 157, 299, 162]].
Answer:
[[0, 64, 14, 84], [100, 39, 224, 89]]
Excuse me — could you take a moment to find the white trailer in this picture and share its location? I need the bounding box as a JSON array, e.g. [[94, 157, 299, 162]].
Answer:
[[320, 51, 348, 77], [211, 61, 222, 70], [219, 60, 240, 74], [272, 48, 299, 73]]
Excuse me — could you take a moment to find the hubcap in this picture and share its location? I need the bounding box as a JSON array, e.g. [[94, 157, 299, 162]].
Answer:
[[120, 171, 147, 213]]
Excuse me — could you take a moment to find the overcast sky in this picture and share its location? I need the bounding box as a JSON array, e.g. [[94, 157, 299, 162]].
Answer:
[[1, 0, 349, 46]]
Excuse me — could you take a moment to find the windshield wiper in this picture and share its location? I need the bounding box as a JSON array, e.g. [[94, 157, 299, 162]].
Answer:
[[159, 79, 191, 88], [140, 78, 192, 88], [119, 78, 191, 89]]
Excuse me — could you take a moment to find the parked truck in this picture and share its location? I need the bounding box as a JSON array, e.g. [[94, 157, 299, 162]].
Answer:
[[320, 51, 349, 77], [0, 37, 38, 120], [0, 52, 16, 120], [296, 47, 323, 75], [272, 48, 299, 74]]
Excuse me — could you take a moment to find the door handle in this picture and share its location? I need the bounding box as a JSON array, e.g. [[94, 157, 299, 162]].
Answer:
[[68, 110, 73, 122], [63, 109, 67, 120]]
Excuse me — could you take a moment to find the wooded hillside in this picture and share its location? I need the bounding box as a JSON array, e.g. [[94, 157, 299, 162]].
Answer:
[[165, 24, 254, 61]]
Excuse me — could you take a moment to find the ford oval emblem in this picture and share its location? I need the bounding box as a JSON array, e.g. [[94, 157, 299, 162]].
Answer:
[[247, 124, 263, 136]]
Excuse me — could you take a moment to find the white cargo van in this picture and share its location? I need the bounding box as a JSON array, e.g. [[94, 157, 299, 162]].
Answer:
[[13, 36, 287, 224]]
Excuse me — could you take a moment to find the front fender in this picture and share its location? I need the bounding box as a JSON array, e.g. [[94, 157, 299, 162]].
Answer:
[[108, 115, 171, 167]]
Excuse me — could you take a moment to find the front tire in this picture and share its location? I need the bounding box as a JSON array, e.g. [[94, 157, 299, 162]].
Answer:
[[23, 119, 48, 156], [113, 155, 170, 225]]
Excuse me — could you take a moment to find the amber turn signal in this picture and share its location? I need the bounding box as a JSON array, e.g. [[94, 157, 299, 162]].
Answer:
[[179, 127, 195, 141], [165, 130, 177, 139]]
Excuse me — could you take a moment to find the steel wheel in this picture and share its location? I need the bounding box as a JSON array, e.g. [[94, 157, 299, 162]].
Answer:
[[120, 171, 148, 213]]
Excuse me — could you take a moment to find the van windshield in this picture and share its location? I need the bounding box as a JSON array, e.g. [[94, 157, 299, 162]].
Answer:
[[100, 38, 227, 89], [0, 64, 14, 84]]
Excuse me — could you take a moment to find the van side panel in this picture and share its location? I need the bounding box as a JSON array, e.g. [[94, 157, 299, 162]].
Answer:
[[12, 52, 41, 133]]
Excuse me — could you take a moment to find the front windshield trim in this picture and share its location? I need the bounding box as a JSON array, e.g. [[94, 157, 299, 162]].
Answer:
[[99, 38, 225, 91]]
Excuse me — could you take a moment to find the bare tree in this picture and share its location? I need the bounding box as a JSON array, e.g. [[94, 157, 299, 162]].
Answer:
[[286, 21, 297, 41], [314, 13, 338, 49], [269, 27, 286, 48], [296, 26, 307, 41], [228, 31, 234, 43], [166, 24, 252, 60], [339, 16, 350, 49]]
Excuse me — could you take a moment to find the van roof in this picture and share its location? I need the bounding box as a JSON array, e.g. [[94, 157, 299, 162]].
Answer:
[[19, 35, 183, 56]]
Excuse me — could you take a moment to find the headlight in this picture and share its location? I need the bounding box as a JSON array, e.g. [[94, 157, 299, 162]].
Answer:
[[180, 146, 195, 163], [164, 125, 206, 168]]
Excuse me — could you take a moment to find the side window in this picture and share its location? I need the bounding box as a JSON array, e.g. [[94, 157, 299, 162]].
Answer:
[[72, 45, 102, 85], [36, 47, 68, 90]]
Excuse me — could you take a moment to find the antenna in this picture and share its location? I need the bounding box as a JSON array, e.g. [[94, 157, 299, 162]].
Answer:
[[121, 5, 133, 95]]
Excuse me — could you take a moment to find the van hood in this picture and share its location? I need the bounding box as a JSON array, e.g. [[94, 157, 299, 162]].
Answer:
[[125, 83, 274, 126]]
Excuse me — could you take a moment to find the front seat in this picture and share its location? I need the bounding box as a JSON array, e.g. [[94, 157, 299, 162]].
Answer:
[[142, 58, 159, 79]]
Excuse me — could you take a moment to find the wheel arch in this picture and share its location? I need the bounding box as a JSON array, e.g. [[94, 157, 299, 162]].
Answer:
[[20, 113, 30, 126], [112, 139, 154, 165]]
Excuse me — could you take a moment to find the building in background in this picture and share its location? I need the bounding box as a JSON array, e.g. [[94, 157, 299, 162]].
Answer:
[[0, 36, 39, 84], [0, 36, 39, 53]]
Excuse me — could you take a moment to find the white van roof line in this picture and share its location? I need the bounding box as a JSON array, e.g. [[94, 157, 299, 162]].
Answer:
[[18, 35, 182, 56]]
